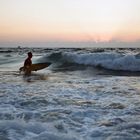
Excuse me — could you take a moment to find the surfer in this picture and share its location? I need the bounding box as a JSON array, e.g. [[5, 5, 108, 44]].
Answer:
[[24, 52, 33, 75], [19, 52, 51, 75]]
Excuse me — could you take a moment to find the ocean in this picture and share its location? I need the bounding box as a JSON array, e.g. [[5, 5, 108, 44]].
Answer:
[[1, 47, 140, 140]]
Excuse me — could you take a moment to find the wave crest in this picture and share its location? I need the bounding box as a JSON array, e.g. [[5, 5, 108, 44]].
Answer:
[[41, 51, 140, 71]]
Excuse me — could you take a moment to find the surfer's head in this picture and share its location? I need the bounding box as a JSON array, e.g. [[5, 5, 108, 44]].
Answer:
[[28, 52, 32, 58]]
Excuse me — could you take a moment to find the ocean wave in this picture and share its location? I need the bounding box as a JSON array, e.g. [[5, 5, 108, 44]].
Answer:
[[41, 51, 140, 72], [1, 48, 140, 72]]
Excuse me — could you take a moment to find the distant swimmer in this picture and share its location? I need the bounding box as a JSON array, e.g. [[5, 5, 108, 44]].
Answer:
[[23, 52, 33, 75]]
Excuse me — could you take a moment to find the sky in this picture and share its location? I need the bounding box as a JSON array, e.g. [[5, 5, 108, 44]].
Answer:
[[0, 0, 140, 43]]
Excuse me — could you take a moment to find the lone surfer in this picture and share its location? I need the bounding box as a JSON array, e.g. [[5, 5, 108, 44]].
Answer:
[[23, 52, 33, 75], [19, 52, 51, 75]]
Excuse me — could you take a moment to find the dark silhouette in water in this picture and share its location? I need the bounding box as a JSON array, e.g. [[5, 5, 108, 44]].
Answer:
[[23, 52, 33, 75]]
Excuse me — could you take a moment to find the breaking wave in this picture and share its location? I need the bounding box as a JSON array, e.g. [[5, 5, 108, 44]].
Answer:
[[39, 51, 140, 72]]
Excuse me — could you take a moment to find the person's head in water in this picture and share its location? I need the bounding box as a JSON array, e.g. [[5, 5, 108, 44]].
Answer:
[[28, 52, 32, 58]]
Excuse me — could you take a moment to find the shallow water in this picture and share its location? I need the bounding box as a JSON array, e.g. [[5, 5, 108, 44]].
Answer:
[[1, 48, 140, 140]]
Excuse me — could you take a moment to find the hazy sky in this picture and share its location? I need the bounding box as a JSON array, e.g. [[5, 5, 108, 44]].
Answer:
[[0, 0, 140, 42]]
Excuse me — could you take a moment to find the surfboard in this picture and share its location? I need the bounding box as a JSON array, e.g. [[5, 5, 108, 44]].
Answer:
[[19, 62, 51, 72]]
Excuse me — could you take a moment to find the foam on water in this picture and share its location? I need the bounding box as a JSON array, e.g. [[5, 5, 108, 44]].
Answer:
[[1, 69, 140, 139], [0, 120, 80, 140]]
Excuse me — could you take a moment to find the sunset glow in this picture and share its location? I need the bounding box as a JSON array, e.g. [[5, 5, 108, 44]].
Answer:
[[0, 0, 140, 42]]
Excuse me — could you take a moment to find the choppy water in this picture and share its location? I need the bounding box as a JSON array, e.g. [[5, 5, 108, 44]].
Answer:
[[1, 47, 140, 140]]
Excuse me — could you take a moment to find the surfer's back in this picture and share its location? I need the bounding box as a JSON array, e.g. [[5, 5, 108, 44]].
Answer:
[[24, 57, 32, 67]]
